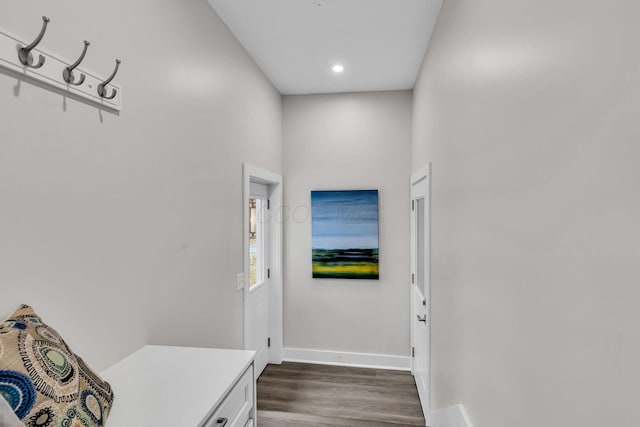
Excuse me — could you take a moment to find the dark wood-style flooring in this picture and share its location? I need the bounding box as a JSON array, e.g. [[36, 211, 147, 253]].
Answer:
[[256, 362, 425, 427]]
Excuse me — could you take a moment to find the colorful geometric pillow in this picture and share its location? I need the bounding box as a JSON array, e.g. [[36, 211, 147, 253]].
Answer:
[[0, 305, 114, 426]]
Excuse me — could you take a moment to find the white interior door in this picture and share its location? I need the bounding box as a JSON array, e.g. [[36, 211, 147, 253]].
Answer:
[[248, 279, 269, 377], [243, 164, 284, 379], [248, 182, 270, 377], [411, 164, 431, 425]]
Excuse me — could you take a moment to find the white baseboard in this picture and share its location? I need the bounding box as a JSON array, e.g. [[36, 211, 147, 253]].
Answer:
[[283, 347, 411, 371], [431, 404, 473, 427]]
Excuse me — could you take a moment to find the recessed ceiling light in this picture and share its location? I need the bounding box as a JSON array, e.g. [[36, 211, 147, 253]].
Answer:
[[332, 64, 344, 73]]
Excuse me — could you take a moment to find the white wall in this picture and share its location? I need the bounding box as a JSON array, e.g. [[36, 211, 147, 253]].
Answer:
[[282, 91, 412, 358], [413, 0, 640, 426], [0, 0, 281, 371]]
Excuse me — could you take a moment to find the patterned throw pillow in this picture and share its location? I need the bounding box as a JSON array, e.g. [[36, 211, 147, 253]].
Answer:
[[0, 305, 114, 426]]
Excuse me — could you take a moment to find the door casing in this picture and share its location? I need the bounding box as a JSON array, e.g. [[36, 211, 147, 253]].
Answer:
[[243, 163, 283, 369]]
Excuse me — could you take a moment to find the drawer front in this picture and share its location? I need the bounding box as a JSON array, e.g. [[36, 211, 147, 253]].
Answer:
[[203, 365, 254, 427]]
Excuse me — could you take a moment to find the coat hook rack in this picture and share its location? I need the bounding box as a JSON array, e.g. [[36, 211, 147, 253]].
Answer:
[[97, 59, 121, 100], [63, 40, 89, 86], [18, 16, 50, 69], [1, 18, 122, 110]]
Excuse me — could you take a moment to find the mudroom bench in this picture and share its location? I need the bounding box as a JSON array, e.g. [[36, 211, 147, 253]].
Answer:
[[101, 345, 256, 427]]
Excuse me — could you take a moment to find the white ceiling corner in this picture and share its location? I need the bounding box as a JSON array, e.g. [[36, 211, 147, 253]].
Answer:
[[207, 0, 443, 95]]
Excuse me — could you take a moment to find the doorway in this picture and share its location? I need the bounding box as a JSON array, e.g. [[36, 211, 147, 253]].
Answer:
[[243, 163, 283, 377], [411, 163, 431, 426]]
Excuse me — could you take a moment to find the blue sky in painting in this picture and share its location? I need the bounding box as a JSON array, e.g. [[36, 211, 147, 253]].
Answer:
[[311, 190, 379, 250]]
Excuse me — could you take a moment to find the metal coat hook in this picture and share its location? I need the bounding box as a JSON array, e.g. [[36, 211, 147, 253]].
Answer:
[[63, 40, 89, 86], [97, 59, 120, 100], [18, 16, 50, 69]]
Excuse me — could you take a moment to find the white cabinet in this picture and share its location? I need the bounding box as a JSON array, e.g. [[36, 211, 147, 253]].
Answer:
[[202, 366, 253, 427], [102, 345, 256, 427]]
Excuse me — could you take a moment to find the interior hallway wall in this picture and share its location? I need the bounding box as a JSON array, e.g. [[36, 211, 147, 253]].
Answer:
[[412, 0, 640, 426], [282, 91, 412, 358], [0, 0, 282, 371]]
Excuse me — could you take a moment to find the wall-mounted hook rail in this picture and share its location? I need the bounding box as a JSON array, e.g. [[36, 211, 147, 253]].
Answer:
[[63, 40, 89, 86], [18, 16, 50, 69], [97, 59, 121, 99], [0, 21, 122, 111]]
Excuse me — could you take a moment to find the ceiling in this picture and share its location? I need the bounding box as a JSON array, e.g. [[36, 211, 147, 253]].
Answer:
[[207, 0, 443, 95]]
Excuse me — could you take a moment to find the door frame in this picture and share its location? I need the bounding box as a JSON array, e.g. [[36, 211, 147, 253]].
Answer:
[[243, 163, 283, 364], [411, 163, 431, 425]]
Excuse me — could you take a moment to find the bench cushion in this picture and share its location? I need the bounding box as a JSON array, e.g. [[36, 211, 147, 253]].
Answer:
[[0, 305, 114, 426]]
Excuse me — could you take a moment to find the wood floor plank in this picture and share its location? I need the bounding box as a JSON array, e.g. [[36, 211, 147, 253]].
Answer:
[[260, 366, 417, 386], [257, 362, 426, 427], [257, 410, 423, 427], [258, 378, 422, 402]]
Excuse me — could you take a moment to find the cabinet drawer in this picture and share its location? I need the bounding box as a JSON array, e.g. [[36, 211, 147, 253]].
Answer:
[[203, 365, 254, 427]]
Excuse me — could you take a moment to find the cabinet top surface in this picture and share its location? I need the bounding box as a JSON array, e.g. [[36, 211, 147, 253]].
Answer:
[[101, 345, 255, 426]]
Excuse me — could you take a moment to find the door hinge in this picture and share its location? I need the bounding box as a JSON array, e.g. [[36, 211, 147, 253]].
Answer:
[[412, 200, 414, 211], [267, 199, 270, 210], [267, 268, 271, 279], [412, 347, 415, 358], [268, 337, 271, 348], [412, 273, 414, 284]]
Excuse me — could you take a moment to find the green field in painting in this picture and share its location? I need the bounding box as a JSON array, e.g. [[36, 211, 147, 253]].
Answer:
[[312, 248, 379, 280]]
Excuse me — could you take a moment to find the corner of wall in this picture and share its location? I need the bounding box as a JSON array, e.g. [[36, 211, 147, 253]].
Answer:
[[431, 404, 474, 427]]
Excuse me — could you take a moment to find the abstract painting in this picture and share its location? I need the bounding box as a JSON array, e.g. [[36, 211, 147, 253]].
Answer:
[[311, 190, 379, 280]]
